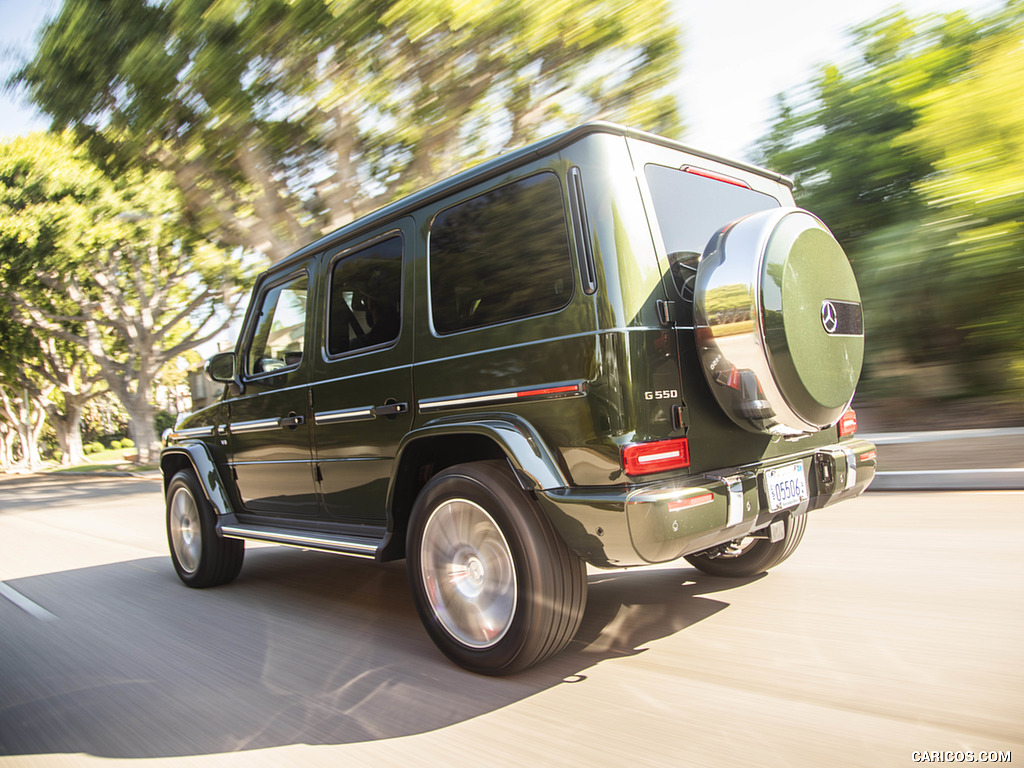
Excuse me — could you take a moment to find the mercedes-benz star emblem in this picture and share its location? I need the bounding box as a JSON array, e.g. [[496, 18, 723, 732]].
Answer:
[[821, 300, 839, 334]]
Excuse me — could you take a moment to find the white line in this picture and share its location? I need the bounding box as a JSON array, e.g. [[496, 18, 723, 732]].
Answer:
[[0, 581, 57, 621]]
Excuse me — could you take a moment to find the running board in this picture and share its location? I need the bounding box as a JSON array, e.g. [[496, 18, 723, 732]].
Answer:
[[219, 523, 382, 560]]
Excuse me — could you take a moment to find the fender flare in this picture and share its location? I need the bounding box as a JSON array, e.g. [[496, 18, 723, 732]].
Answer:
[[392, 412, 569, 495], [160, 443, 237, 517]]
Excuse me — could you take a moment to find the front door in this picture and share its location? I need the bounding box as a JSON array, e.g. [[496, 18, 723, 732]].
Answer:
[[227, 265, 319, 518], [310, 225, 414, 525]]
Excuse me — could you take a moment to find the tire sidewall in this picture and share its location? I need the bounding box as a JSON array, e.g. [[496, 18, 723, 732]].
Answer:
[[685, 512, 808, 578], [407, 463, 550, 674], [165, 470, 220, 587]]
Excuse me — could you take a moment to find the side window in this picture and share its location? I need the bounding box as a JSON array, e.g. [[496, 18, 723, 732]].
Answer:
[[429, 171, 573, 334], [327, 235, 403, 356], [246, 273, 308, 376]]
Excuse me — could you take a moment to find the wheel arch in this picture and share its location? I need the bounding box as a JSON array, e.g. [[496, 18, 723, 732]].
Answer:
[[160, 443, 236, 518], [382, 415, 569, 561]]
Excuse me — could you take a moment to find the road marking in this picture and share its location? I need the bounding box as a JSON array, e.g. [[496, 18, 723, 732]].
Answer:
[[0, 581, 57, 621]]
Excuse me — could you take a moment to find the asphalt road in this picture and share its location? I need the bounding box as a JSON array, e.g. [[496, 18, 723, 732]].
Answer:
[[0, 475, 1021, 767]]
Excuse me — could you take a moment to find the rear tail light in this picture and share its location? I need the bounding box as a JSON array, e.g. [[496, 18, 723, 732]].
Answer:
[[622, 438, 690, 476], [839, 409, 858, 437]]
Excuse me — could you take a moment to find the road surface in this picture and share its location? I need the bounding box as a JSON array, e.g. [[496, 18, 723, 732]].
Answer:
[[0, 474, 1020, 767]]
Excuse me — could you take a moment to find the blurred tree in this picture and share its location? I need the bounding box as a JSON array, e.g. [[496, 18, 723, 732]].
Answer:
[[900, 23, 1024, 395], [0, 135, 109, 468], [0, 383, 50, 472], [0, 309, 105, 467], [756, 3, 1024, 403], [0, 133, 248, 463], [756, 9, 985, 251], [0, 413, 14, 469], [13, 0, 681, 262]]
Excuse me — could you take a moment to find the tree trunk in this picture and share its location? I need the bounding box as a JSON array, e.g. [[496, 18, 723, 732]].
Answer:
[[52, 407, 86, 466], [9, 388, 45, 472], [0, 423, 13, 470], [125, 398, 160, 464]]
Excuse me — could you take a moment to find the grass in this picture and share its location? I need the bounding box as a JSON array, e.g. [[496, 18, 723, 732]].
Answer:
[[47, 447, 159, 474]]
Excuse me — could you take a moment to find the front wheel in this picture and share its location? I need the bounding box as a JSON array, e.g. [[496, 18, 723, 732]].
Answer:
[[407, 460, 586, 675], [684, 512, 808, 577], [166, 469, 244, 588]]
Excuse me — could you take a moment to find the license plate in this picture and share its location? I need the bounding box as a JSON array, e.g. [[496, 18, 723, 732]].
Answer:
[[764, 461, 808, 512]]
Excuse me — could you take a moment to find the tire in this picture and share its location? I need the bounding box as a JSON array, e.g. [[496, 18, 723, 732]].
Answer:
[[407, 460, 587, 675], [166, 469, 244, 588], [684, 512, 808, 578]]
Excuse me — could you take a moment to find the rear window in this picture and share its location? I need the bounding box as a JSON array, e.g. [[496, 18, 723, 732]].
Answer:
[[429, 172, 574, 334], [645, 164, 780, 298]]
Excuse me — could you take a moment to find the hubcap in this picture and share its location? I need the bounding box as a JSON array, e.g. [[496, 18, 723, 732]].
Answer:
[[169, 487, 202, 574], [420, 499, 516, 649]]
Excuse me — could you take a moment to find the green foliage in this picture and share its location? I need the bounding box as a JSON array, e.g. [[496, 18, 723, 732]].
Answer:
[[13, 0, 682, 262], [757, 4, 1024, 402], [154, 410, 177, 435], [84, 441, 105, 454], [120, 437, 135, 448], [0, 132, 249, 462]]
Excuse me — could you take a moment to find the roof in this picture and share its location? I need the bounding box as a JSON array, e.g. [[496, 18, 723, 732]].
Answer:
[[276, 122, 794, 271]]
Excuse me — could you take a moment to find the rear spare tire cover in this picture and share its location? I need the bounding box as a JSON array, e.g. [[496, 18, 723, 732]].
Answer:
[[693, 208, 864, 436]]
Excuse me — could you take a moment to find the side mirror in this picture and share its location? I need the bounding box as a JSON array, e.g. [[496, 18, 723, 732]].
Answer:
[[206, 352, 236, 383]]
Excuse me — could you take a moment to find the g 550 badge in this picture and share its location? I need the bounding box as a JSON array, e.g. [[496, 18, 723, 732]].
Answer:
[[644, 389, 678, 401]]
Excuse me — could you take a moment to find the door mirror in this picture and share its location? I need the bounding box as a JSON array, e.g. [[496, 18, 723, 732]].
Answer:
[[206, 352, 236, 383]]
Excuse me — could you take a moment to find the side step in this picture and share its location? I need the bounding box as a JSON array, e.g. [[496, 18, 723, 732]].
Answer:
[[219, 523, 383, 560]]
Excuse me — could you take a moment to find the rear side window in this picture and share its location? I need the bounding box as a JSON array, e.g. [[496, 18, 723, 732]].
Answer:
[[645, 164, 780, 299], [327, 235, 403, 356], [429, 172, 574, 334]]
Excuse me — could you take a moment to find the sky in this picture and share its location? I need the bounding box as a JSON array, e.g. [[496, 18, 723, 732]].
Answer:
[[0, 0, 1002, 162]]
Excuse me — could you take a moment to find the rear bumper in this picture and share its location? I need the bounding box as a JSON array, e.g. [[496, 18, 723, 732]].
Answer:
[[537, 438, 876, 567]]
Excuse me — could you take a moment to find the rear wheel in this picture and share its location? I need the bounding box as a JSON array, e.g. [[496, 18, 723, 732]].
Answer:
[[684, 512, 807, 577], [166, 469, 244, 587], [407, 460, 586, 675]]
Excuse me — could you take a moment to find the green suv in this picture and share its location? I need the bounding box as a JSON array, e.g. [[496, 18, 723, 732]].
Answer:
[[162, 123, 876, 675]]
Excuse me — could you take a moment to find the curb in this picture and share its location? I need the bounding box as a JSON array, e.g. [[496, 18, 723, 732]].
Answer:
[[870, 468, 1024, 492], [862, 428, 1024, 491]]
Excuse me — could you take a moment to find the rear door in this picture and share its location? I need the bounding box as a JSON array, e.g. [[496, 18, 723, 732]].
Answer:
[[310, 221, 415, 525]]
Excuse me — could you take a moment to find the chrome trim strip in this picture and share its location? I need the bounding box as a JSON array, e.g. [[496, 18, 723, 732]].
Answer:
[[220, 525, 378, 558], [420, 391, 516, 412], [420, 383, 585, 414], [230, 418, 282, 434], [227, 460, 312, 466], [170, 426, 215, 439], [314, 407, 375, 425], [842, 447, 858, 491]]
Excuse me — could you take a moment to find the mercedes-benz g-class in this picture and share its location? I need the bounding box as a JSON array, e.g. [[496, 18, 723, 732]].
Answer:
[[162, 122, 876, 675]]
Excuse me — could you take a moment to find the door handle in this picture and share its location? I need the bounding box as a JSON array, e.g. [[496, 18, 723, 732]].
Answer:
[[374, 402, 409, 418], [279, 414, 305, 429]]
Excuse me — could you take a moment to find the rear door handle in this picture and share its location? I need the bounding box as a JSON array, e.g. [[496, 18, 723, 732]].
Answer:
[[374, 402, 409, 418], [279, 414, 305, 429]]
